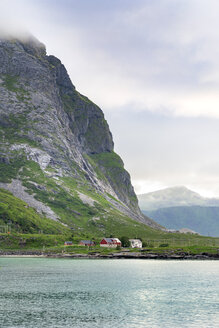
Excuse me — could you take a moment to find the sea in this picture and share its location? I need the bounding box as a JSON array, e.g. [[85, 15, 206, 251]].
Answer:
[[0, 258, 219, 328]]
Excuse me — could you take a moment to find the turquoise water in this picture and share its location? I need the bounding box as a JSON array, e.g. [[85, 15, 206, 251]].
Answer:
[[0, 258, 219, 327]]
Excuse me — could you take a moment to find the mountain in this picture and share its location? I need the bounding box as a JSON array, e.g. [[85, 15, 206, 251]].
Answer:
[[143, 206, 219, 237], [138, 186, 219, 211], [138, 186, 219, 237], [0, 35, 159, 236]]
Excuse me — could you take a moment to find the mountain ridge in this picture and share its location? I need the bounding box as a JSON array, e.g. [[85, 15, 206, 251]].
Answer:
[[143, 206, 219, 237], [138, 186, 219, 237], [0, 34, 160, 235], [138, 186, 219, 211]]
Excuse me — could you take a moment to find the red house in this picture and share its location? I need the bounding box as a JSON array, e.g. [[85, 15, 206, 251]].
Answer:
[[100, 238, 121, 248]]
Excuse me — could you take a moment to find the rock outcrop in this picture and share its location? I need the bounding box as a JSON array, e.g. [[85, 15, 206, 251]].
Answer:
[[0, 35, 159, 231]]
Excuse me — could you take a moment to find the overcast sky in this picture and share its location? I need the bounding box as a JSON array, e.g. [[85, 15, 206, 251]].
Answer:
[[1, 0, 219, 197]]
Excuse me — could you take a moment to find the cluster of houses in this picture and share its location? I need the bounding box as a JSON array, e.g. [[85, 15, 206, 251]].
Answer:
[[64, 238, 142, 248]]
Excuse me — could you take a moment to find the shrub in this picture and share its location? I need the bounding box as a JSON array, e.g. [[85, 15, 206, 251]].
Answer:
[[159, 243, 169, 247], [120, 236, 130, 247]]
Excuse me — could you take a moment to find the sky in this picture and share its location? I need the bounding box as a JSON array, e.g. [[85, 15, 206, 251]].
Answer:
[[1, 0, 219, 197]]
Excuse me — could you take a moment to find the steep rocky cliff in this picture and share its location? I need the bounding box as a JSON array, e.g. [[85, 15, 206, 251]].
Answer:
[[0, 35, 159, 234]]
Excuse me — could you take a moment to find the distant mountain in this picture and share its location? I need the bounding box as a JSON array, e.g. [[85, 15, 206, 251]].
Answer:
[[138, 186, 219, 237], [143, 206, 219, 237], [138, 186, 219, 211]]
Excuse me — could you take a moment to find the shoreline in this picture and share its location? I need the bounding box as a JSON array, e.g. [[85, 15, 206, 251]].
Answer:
[[1, 251, 219, 260]]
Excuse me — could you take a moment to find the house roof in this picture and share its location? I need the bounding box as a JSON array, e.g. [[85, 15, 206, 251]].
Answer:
[[80, 240, 94, 244], [129, 239, 142, 242], [103, 238, 114, 243], [111, 238, 121, 243], [102, 238, 121, 243]]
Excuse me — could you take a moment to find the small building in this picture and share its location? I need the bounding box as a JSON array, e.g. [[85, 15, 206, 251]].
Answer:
[[100, 238, 122, 248], [129, 239, 142, 248], [79, 240, 95, 246], [64, 241, 73, 246]]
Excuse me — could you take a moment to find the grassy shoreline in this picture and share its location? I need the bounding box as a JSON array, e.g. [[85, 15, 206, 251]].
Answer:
[[1, 232, 219, 259], [1, 244, 219, 259]]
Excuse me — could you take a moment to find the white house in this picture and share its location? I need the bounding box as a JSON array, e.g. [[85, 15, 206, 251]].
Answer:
[[129, 239, 142, 248]]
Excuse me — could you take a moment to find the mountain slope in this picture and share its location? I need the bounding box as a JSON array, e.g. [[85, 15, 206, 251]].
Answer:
[[138, 186, 219, 211], [0, 35, 160, 235], [143, 206, 219, 237], [0, 188, 69, 234]]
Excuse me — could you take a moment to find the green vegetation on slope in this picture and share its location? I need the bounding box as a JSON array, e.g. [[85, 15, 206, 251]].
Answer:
[[90, 151, 138, 206], [0, 155, 26, 183], [3, 74, 31, 101], [90, 151, 124, 170], [0, 188, 69, 234], [0, 108, 38, 148], [3, 75, 19, 92], [0, 154, 147, 238], [1, 156, 219, 247], [0, 233, 69, 249]]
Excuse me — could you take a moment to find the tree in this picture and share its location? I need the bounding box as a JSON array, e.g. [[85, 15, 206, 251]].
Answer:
[[120, 236, 130, 247]]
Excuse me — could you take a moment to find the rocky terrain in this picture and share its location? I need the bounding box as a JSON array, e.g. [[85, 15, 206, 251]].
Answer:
[[0, 35, 159, 236], [1, 250, 219, 260]]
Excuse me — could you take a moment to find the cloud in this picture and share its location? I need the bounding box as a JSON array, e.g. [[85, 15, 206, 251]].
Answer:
[[2, 0, 219, 118], [1, 0, 219, 195], [56, 0, 219, 120], [107, 109, 219, 196]]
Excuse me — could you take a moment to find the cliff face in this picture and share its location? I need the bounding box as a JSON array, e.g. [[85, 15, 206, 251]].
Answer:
[[0, 35, 158, 232]]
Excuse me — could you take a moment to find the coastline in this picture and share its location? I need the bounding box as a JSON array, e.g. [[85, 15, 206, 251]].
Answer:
[[1, 251, 219, 260]]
